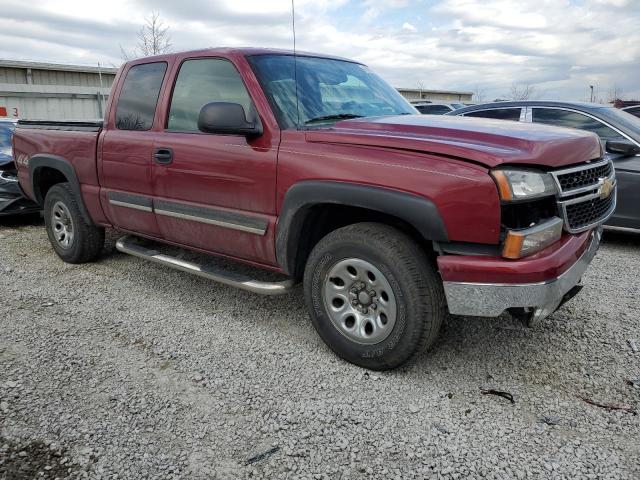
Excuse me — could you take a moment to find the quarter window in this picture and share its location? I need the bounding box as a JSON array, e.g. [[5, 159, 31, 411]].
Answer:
[[464, 108, 521, 121], [115, 62, 167, 131], [168, 58, 253, 132], [532, 108, 625, 141]]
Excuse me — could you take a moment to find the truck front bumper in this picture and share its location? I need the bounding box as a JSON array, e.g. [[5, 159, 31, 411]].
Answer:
[[440, 228, 601, 322]]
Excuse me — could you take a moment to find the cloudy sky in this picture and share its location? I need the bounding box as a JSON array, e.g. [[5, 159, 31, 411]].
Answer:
[[1, 0, 638, 101]]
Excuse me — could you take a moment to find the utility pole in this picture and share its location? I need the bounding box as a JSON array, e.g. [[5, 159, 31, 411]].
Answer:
[[590, 85, 594, 103]]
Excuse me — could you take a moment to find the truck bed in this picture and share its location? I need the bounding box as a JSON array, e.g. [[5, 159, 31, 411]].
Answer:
[[13, 119, 105, 223]]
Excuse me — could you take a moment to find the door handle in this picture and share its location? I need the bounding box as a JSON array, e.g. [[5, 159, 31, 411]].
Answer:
[[154, 148, 173, 165]]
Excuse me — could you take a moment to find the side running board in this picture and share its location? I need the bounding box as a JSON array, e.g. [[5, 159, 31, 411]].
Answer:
[[115, 235, 296, 295]]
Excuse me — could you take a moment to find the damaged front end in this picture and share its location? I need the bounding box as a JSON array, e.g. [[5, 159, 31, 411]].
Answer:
[[0, 165, 40, 216]]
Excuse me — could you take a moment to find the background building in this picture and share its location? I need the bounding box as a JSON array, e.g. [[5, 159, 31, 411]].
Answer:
[[397, 88, 473, 103], [0, 60, 117, 120]]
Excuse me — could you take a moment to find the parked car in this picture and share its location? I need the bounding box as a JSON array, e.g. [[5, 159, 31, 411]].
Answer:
[[414, 102, 465, 114], [448, 101, 640, 233], [13, 48, 613, 370], [622, 105, 640, 119], [0, 118, 40, 216]]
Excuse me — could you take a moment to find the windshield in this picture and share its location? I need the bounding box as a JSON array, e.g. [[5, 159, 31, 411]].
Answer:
[[248, 54, 416, 129], [596, 107, 640, 142]]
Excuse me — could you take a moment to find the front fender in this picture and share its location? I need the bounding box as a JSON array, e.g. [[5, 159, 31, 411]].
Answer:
[[276, 181, 448, 275]]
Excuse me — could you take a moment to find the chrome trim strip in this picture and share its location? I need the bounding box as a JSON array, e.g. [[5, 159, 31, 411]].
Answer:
[[154, 208, 267, 235], [443, 228, 601, 320], [604, 225, 640, 234], [109, 199, 153, 212], [115, 235, 295, 295]]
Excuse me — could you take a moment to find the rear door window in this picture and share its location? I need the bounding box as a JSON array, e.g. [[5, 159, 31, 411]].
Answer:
[[167, 58, 253, 132], [115, 62, 167, 131], [532, 108, 625, 141], [418, 105, 453, 115], [463, 108, 522, 121]]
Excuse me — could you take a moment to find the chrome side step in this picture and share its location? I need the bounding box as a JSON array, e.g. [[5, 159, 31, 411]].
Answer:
[[115, 235, 296, 295]]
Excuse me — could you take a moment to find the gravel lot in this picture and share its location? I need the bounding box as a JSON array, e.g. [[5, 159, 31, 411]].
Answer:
[[1, 217, 639, 479]]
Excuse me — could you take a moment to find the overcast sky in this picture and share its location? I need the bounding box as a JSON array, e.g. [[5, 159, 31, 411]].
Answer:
[[1, 0, 638, 101]]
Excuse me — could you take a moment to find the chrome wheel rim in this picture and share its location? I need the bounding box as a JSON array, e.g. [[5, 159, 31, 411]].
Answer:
[[51, 201, 74, 249], [323, 257, 397, 345]]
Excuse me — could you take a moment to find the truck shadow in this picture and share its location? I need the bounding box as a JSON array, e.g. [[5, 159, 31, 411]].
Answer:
[[0, 213, 43, 228]]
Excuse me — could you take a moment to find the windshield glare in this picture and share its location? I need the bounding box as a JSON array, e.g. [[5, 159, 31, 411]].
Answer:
[[249, 55, 416, 129]]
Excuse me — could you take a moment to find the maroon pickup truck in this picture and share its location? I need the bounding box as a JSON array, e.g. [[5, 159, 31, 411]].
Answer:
[[13, 48, 616, 370]]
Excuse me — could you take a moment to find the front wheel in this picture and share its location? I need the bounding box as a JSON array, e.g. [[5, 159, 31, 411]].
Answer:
[[44, 183, 104, 264], [303, 222, 446, 370]]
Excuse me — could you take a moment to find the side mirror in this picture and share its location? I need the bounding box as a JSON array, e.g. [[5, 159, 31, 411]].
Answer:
[[605, 139, 640, 156], [197, 102, 263, 138]]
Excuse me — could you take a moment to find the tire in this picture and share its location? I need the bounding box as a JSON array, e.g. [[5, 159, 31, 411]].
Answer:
[[303, 222, 446, 370], [43, 183, 104, 264]]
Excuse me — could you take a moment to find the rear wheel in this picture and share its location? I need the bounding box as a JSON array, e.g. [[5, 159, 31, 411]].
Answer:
[[303, 222, 446, 370], [44, 183, 104, 263]]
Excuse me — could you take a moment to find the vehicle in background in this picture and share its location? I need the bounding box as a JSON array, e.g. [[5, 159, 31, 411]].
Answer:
[[448, 101, 640, 233], [622, 105, 640, 119], [0, 118, 40, 216], [414, 102, 465, 114], [12, 48, 613, 370]]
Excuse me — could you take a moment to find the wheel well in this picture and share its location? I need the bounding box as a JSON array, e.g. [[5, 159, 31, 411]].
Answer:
[[34, 167, 68, 204], [290, 204, 434, 279]]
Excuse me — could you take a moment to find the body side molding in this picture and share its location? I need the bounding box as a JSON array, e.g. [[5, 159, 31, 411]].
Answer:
[[154, 199, 269, 235]]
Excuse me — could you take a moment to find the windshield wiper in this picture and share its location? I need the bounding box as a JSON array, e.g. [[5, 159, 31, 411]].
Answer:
[[304, 113, 363, 125]]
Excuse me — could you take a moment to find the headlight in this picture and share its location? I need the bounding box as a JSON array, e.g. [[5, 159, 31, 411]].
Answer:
[[491, 168, 557, 201]]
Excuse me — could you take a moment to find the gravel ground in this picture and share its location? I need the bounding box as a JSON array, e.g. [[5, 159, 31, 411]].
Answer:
[[1, 216, 639, 479]]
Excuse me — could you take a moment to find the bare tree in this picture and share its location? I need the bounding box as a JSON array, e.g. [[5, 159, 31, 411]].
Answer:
[[121, 12, 172, 60], [608, 85, 624, 104], [417, 80, 426, 101], [472, 85, 486, 102], [506, 82, 536, 101]]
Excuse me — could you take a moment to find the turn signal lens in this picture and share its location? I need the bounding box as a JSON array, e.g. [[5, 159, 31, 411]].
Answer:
[[502, 217, 564, 259], [491, 170, 514, 201], [503, 232, 525, 259]]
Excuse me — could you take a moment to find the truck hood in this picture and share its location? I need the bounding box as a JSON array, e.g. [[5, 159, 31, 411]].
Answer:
[[304, 115, 602, 169]]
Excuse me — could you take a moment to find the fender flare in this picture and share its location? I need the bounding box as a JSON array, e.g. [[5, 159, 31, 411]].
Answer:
[[276, 181, 449, 276], [29, 154, 94, 225]]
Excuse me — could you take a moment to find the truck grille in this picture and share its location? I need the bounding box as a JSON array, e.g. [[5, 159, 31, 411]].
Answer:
[[556, 161, 613, 192], [551, 158, 616, 234]]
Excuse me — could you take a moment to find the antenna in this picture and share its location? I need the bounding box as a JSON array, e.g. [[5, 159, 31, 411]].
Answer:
[[291, 0, 300, 128]]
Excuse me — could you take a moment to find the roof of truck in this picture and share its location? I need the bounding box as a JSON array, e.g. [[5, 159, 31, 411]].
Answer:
[[133, 47, 360, 65]]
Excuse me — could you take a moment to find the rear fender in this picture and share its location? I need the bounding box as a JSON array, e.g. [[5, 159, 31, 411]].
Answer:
[[29, 154, 94, 225]]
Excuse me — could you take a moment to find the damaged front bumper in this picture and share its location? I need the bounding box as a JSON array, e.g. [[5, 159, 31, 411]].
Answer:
[[0, 169, 40, 216], [441, 228, 601, 322]]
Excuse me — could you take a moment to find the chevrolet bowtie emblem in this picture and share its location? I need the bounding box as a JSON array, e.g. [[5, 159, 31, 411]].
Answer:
[[598, 177, 614, 199]]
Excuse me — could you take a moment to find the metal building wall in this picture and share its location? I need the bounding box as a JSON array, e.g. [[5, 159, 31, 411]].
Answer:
[[0, 62, 116, 121], [0, 95, 105, 120]]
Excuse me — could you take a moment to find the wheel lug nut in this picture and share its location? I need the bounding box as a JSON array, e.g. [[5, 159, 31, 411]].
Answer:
[[370, 303, 377, 310], [351, 299, 358, 306]]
